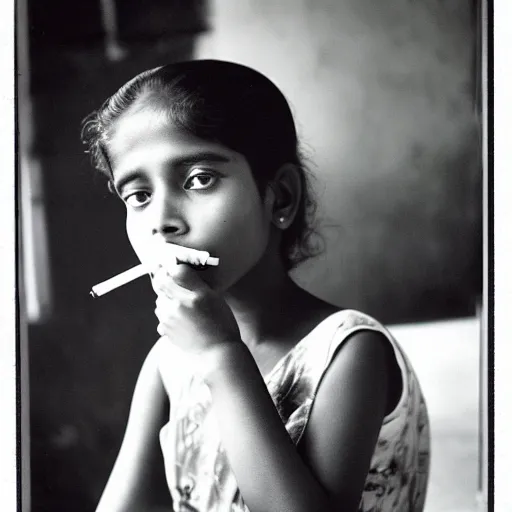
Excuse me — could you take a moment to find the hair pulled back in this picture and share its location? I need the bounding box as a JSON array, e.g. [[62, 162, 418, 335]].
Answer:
[[82, 60, 320, 270]]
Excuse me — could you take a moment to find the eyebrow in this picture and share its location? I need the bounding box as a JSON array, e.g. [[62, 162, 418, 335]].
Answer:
[[113, 151, 232, 192]]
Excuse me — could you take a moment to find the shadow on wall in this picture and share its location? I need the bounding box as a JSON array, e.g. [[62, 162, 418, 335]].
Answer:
[[25, 1, 207, 511]]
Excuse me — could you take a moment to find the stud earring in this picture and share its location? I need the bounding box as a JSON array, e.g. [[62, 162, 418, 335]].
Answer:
[[278, 216, 285, 223]]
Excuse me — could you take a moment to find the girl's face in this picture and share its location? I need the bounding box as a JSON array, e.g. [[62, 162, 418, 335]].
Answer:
[[107, 106, 275, 291]]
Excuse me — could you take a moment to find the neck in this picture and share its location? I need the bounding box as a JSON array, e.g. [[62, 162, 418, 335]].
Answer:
[[223, 252, 306, 349]]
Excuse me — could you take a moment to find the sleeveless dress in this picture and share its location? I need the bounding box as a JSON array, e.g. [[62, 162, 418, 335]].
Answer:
[[157, 309, 430, 512]]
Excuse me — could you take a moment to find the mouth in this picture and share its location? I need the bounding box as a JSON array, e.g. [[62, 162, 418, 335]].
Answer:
[[144, 238, 218, 267]]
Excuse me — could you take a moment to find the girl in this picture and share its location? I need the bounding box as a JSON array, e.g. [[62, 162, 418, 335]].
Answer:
[[82, 60, 430, 512]]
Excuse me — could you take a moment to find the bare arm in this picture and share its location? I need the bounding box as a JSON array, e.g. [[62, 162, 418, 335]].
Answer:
[[297, 331, 396, 511], [151, 264, 394, 511], [96, 339, 171, 512], [203, 331, 392, 512]]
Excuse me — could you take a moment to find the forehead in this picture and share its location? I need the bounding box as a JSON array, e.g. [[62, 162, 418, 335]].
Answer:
[[107, 107, 241, 173]]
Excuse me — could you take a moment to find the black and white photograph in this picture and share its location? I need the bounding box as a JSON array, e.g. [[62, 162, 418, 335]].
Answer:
[[13, 0, 492, 511]]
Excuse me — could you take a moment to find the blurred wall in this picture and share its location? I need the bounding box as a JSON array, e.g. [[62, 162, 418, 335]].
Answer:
[[197, 0, 482, 322], [26, 2, 206, 511], [389, 317, 480, 512]]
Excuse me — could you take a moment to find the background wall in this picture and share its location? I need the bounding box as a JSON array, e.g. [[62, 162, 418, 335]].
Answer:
[[21, 1, 481, 511], [389, 317, 480, 512], [196, 0, 481, 322], [25, 2, 207, 511]]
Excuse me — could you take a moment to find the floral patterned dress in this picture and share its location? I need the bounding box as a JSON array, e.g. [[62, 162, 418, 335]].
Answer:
[[157, 309, 430, 512]]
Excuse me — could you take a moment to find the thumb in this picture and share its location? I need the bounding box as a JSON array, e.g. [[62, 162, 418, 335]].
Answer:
[[166, 261, 211, 293]]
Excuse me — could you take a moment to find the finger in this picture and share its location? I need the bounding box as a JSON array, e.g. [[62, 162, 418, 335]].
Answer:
[[151, 266, 178, 298], [165, 262, 211, 293], [154, 295, 178, 320]]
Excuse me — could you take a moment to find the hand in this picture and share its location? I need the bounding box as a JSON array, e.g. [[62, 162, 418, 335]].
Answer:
[[152, 263, 242, 358]]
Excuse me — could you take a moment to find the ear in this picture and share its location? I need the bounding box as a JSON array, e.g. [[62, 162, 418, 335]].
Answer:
[[265, 163, 302, 230]]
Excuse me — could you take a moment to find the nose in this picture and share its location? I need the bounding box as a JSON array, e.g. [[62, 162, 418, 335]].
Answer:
[[152, 223, 185, 236], [150, 194, 188, 238]]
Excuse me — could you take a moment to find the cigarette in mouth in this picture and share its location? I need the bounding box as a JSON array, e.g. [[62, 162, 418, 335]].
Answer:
[[89, 247, 219, 298]]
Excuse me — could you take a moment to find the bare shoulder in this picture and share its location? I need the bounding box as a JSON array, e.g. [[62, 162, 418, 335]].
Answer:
[[96, 338, 171, 511], [111, 337, 170, 435], [317, 329, 396, 411], [335, 329, 396, 374], [132, 337, 170, 412], [324, 328, 402, 415], [297, 329, 399, 510], [146, 336, 167, 372]]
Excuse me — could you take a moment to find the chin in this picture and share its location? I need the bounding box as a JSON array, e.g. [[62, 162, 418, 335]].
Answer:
[[204, 271, 237, 294], [218, 257, 268, 294]]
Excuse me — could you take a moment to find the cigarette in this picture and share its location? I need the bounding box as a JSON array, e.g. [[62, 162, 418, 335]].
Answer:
[[90, 251, 219, 298]]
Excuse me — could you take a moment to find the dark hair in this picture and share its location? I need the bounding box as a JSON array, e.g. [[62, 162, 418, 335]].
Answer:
[[82, 60, 320, 270]]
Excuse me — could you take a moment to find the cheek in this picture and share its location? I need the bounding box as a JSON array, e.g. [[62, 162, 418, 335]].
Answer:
[[125, 213, 149, 263], [208, 191, 270, 266], [213, 183, 266, 232]]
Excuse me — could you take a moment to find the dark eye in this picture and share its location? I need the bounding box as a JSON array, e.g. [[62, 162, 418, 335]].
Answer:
[[184, 172, 217, 190], [124, 191, 151, 208]]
